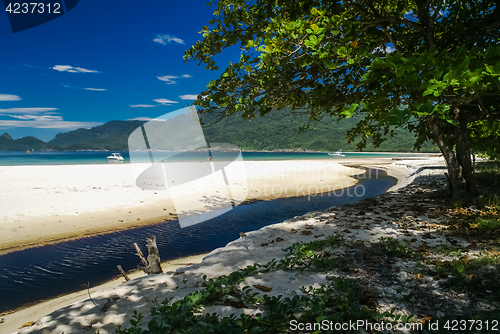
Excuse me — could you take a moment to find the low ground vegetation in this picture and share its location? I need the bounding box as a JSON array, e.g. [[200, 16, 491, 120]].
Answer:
[[115, 163, 499, 334]]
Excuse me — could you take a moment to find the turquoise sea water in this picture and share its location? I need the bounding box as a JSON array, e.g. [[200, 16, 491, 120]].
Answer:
[[0, 151, 424, 166]]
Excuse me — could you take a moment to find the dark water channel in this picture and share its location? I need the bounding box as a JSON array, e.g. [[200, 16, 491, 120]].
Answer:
[[0, 169, 396, 312]]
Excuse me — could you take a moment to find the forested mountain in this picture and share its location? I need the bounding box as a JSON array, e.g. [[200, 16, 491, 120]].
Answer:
[[46, 120, 147, 150], [0, 111, 438, 152], [202, 108, 438, 152], [0, 133, 46, 151]]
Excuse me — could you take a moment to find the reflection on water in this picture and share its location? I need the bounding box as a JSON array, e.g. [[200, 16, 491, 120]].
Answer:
[[0, 169, 395, 312]]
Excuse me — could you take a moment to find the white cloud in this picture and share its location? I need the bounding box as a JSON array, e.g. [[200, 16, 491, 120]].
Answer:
[[0, 120, 102, 129], [0, 107, 58, 114], [385, 45, 395, 53], [153, 98, 178, 105], [130, 104, 156, 108], [179, 94, 198, 100], [157, 75, 178, 84], [153, 34, 185, 45], [0, 107, 100, 129], [0, 94, 21, 101], [157, 74, 192, 85], [127, 117, 166, 121], [61, 84, 106, 91], [6, 114, 63, 121], [84, 88, 107, 91], [53, 65, 99, 73]]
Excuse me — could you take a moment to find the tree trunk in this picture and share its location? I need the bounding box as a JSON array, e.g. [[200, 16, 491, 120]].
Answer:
[[426, 115, 467, 199], [453, 107, 479, 196], [146, 236, 163, 274], [134, 236, 163, 274]]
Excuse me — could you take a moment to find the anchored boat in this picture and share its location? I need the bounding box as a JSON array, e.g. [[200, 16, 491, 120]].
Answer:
[[327, 150, 345, 157], [107, 153, 124, 161]]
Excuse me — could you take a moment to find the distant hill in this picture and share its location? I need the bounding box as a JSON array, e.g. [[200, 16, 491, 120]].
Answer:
[[47, 120, 146, 150], [0, 111, 438, 152], [0, 133, 46, 151]]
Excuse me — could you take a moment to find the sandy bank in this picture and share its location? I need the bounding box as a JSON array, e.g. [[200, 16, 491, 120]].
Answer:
[[0, 253, 209, 334], [0, 161, 365, 254]]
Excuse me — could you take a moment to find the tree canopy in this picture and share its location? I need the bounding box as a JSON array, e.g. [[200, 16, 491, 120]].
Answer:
[[185, 0, 500, 199]]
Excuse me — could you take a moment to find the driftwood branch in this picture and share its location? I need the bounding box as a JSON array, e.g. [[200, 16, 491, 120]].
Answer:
[[87, 281, 102, 312], [87, 282, 120, 313], [134, 235, 163, 274], [134, 242, 149, 268], [117, 265, 130, 281]]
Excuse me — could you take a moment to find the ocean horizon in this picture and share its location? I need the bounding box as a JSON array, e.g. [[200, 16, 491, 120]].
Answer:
[[0, 150, 429, 166]]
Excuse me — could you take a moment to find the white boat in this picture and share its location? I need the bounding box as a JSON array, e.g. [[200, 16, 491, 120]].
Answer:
[[327, 150, 345, 157], [107, 153, 124, 161]]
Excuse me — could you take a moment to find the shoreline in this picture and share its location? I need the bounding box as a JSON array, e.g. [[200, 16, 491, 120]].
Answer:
[[0, 160, 378, 255], [0, 150, 440, 154], [0, 152, 441, 168], [0, 157, 448, 334]]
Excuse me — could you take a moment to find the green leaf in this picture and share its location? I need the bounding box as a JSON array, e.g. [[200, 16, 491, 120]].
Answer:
[[326, 62, 336, 69], [341, 103, 358, 118], [457, 57, 470, 72], [494, 61, 500, 73], [469, 76, 481, 84], [310, 23, 319, 34], [245, 65, 252, 72], [446, 118, 457, 126], [457, 264, 465, 273]]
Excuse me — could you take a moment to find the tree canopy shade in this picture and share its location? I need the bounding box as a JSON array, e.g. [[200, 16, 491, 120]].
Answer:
[[184, 0, 500, 199]]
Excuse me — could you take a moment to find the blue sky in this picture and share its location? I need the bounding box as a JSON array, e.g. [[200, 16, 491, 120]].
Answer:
[[0, 0, 236, 141]]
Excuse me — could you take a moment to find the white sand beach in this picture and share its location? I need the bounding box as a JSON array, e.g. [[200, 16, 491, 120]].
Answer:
[[1, 156, 463, 334], [0, 160, 367, 253]]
